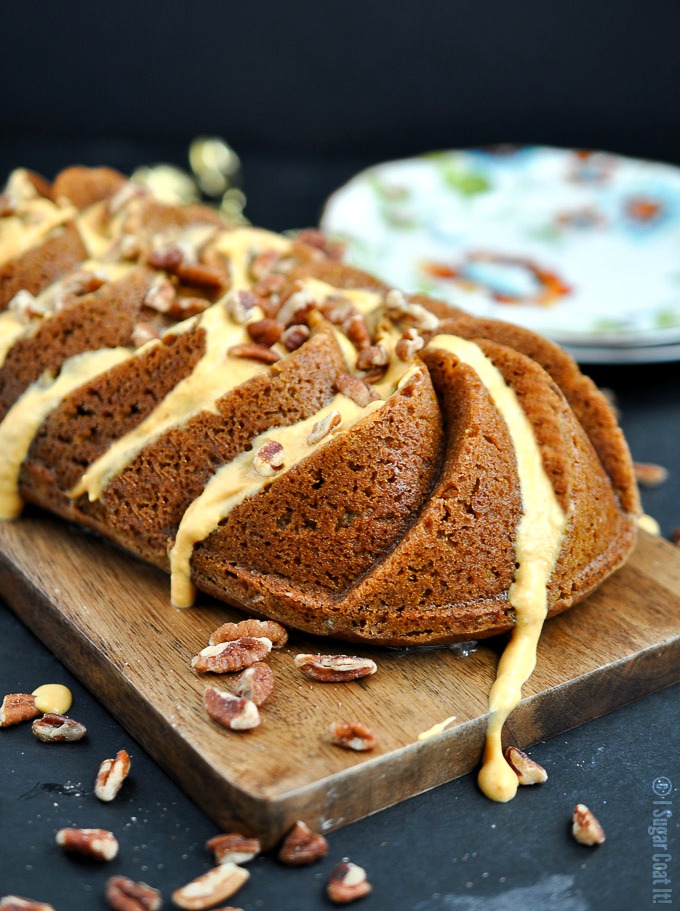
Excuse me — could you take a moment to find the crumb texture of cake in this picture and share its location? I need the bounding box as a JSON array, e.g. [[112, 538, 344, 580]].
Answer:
[[0, 165, 640, 649]]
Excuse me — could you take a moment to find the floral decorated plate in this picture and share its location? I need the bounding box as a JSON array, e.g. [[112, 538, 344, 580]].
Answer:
[[320, 146, 680, 357]]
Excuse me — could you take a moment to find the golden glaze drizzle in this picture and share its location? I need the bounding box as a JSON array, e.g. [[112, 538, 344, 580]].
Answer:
[[0, 347, 132, 519], [69, 302, 268, 502], [0, 170, 77, 266], [170, 363, 421, 607], [430, 334, 566, 802], [209, 227, 291, 290]]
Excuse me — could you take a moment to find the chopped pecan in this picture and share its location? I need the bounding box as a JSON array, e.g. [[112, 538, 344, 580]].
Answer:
[[32, 713, 86, 742], [276, 283, 316, 326], [633, 462, 668, 487], [294, 654, 377, 683], [233, 662, 275, 707], [249, 248, 283, 281], [203, 686, 260, 731], [335, 374, 380, 408], [228, 342, 280, 364], [224, 289, 258, 324], [0, 898, 56, 911], [56, 827, 119, 861], [131, 321, 161, 347], [143, 275, 176, 313], [344, 313, 372, 351], [247, 317, 283, 347], [209, 618, 288, 648], [172, 863, 249, 910], [384, 288, 439, 331], [572, 804, 606, 845], [307, 410, 342, 446], [147, 243, 184, 271], [327, 861, 372, 904], [321, 295, 356, 327], [192, 637, 273, 673], [105, 875, 162, 911], [395, 328, 425, 361], [253, 440, 285, 476], [206, 832, 261, 865], [281, 323, 310, 351], [252, 272, 287, 301], [95, 749, 131, 802], [504, 746, 548, 785], [356, 343, 389, 371], [0, 693, 40, 727], [328, 720, 377, 752], [278, 820, 328, 866]]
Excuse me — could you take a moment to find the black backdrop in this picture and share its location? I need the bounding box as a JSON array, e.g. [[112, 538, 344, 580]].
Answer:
[[1, 0, 679, 164]]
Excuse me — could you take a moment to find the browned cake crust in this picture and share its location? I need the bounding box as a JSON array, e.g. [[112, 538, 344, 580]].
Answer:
[[0, 165, 641, 645]]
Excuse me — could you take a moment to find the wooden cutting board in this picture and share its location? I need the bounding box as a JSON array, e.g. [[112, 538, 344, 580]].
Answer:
[[1, 515, 680, 847]]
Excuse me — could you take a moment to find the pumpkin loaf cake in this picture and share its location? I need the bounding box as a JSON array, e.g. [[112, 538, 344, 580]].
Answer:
[[0, 165, 640, 651]]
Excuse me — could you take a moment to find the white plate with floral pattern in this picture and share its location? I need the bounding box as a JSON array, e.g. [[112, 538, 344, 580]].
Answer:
[[320, 146, 680, 358]]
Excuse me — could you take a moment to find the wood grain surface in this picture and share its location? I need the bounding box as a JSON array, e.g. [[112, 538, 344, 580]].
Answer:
[[1, 514, 679, 847]]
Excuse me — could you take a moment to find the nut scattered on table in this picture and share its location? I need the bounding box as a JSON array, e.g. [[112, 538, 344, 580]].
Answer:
[[328, 720, 377, 752], [278, 820, 328, 866], [233, 662, 275, 707], [105, 875, 162, 911], [206, 832, 261, 865], [327, 861, 372, 904], [95, 749, 131, 802], [203, 686, 260, 731], [294, 654, 377, 683], [56, 827, 119, 861], [209, 618, 288, 649], [32, 713, 87, 742], [191, 637, 272, 673], [171, 862, 249, 910], [504, 746, 548, 785], [0, 693, 40, 727], [572, 803, 606, 846], [633, 462, 669, 487], [0, 898, 57, 911]]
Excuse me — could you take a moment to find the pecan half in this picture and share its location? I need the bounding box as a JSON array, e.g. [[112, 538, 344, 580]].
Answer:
[[192, 637, 273, 673], [56, 827, 119, 861], [0, 898, 56, 911], [0, 693, 40, 727], [95, 749, 131, 802], [278, 821, 328, 866], [344, 314, 371, 351], [572, 804, 606, 846], [209, 618, 288, 649], [307, 410, 342, 446], [176, 261, 228, 291], [294, 654, 377, 683], [32, 713, 86, 742], [203, 686, 260, 731], [633, 462, 669, 487], [206, 832, 261, 865], [253, 440, 285, 476], [504, 746, 548, 785], [228, 342, 280, 364], [105, 875, 162, 911], [247, 318, 283, 347], [143, 275, 176, 313], [327, 861, 372, 904], [328, 720, 377, 752], [172, 863, 249, 910], [335, 374, 380, 408], [233, 663, 275, 707]]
